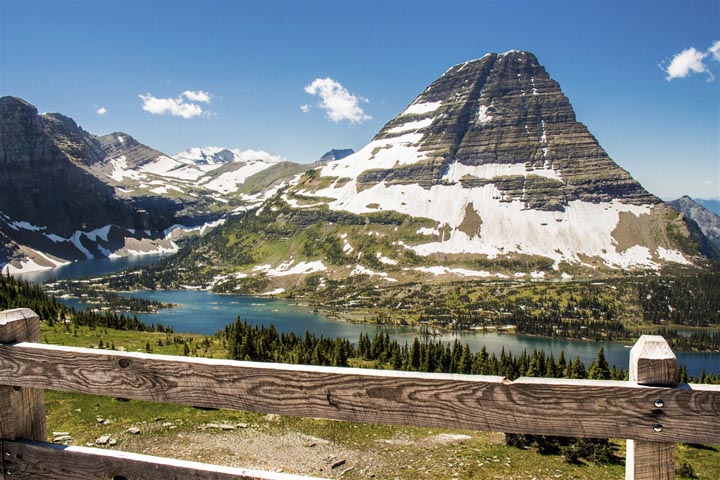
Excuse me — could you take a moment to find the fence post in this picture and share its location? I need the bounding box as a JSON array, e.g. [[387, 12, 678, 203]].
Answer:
[[625, 335, 678, 480], [0, 309, 46, 442]]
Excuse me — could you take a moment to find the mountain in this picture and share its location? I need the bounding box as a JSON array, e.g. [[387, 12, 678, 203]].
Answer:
[[0, 96, 304, 273], [88, 141, 296, 214], [0, 97, 184, 272], [694, 198, 720, 216], [156, 51, 710, 293], [668, 196, 720, 251], [0, 97, 160, 235], [316, 149, 355, 165]]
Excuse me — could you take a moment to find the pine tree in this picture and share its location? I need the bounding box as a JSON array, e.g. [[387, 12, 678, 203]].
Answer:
[[458, 344, 472, 374], [409, 338, 421, 370], [569, 356, 586, 379], [588, 347, 611, 380]]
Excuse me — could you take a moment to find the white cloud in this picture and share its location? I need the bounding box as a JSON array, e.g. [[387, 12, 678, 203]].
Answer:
[[139, 92, 212, 119], [300, 104, 312, 113], [96, 107, 107, 115], [665, 48, 710, 80], [709, 40, 720, 62], [664, 41, 720, 81], [182, 90, 211, 103], [235, 149, 285, 163], [304, 77, 371, 124]]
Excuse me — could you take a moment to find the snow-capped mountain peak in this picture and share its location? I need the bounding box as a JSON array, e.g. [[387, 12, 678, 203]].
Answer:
[[173, 147, 285, 166]]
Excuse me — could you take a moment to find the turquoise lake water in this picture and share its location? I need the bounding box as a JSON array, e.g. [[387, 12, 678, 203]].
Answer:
[[20, 255, 719, 376]]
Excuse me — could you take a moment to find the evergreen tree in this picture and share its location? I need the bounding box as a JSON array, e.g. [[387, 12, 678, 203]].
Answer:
[[458, 344, 472, 374], [568, 356, 586, 379], [588, 347, 611, 380]]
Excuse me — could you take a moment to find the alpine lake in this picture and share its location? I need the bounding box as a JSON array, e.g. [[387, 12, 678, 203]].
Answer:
[[18, 254, 720, 377]]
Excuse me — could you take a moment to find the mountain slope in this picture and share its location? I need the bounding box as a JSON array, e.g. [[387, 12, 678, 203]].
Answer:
[[668, 196, 720, 251], [156, 51, 708, 293], [0, 97, 153, 235], [287, 51, 698, 270], [695, 198, 720, 216], [0, 97, 303, 273]]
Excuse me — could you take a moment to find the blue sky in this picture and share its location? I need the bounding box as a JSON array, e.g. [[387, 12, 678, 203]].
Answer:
[[1, 0, 718, 200]]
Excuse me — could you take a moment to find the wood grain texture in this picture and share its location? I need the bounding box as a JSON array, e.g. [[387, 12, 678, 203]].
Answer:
[[0, 309, 40, 344], [629, 335, 678, 386], [0, 310, 45, 441], [0, 343, 718, 443], [3, 440, 325, 480], [626, 335, 677, 480], [626, 440, 674, 480]]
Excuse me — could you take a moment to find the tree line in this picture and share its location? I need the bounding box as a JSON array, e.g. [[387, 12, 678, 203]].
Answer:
[[0, 273, 169, 332], [221, 318, 718, 383], [220, 318, 717, 467]]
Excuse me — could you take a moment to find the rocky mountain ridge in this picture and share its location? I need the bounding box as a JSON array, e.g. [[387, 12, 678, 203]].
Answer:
[[694, 198, 720, 216], [668, 196, 720, 252], [0, 96, 304, 273]]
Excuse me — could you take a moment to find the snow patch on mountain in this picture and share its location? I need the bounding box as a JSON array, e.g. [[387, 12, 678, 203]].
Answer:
[[107, 156, 142, 182], [401, 101, 442, 116], [199, 161, 278, 194], [477, 105, 494, 124], [118, 240, 178, 257], [3, 256, 59, 275], [299, 176, 668, 268], [164, 219, 226, 238], [320, 132, 425, 180], [413, 266, 496, 277], [376, 252, 398, 265], [442, 162, 562, 183], [7, 219, 45, 232], [388, 118, 434, 134], [138, 155, 190, 178], [84, 225, 112, 242], [253, 260, 327, 277], [656, 246, 691, 265], [416, 227, 439, 236], [350, 265, 397, 282]]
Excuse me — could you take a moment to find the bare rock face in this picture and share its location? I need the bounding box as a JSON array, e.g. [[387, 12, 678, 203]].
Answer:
[[0, 96, 147, 236], [317, 149, 354, 165], [95, 132, 166, 169], [668, 196, 720, 253], [0, 96, 188, 272], [361, 51, 657, 210]]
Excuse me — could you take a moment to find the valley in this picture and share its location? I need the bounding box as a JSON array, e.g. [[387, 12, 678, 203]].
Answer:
[[2, 48, 719, 378]]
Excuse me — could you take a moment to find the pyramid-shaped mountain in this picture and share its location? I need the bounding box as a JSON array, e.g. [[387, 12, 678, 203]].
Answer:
[[135, 51, 710, 292], [286, 51, 696, 270]]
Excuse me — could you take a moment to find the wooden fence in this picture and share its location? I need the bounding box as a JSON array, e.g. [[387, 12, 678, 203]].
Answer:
[[0, 308, 718, 479]]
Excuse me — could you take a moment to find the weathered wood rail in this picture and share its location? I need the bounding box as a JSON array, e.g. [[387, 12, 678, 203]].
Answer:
[[0, 309, 718, 479]]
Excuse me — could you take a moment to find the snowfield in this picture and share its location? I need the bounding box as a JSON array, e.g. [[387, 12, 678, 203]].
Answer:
[[296, 174, 689, 269], [253, 260, 327, 277]]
